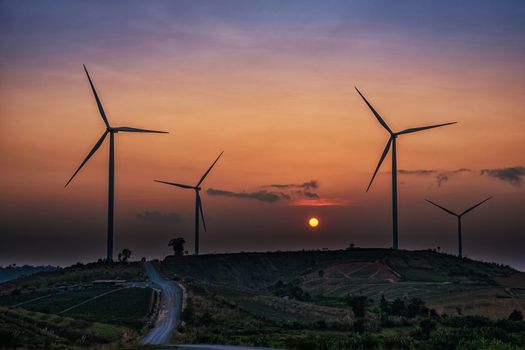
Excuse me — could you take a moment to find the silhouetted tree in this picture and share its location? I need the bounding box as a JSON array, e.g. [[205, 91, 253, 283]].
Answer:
[[169, 237, 186, 256], [509, 309, 523, 321], [347, 295, 368, 318], [407, 297, 428, 317], [118, 248, 131, 262], [380, 295, 390, 314], [391, 298, 406, 316]]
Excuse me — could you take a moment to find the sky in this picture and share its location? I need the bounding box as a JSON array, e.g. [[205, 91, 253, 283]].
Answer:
[[0, 0, 524, 269]]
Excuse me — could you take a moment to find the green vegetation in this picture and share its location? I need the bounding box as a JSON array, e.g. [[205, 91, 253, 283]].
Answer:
[[64, 287, 153, 330], [0, 261, 145, 295], [175, 281, 525, 349], [1, 249, 523, 349], [0, 261, 153, 349], [0, 306, 132, 349], [10, 286, 116, 314], [161, 249, 525, 349]]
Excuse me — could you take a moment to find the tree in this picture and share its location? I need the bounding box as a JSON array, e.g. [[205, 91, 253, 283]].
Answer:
[[391, 297, 406, 316], [380, 295, 390, 314], [118, 248, 131, 262], [347, 295, 368, 318], [169, 237, 186, 256], [407, 297, 428, 317], [508, 309, 523, 321]]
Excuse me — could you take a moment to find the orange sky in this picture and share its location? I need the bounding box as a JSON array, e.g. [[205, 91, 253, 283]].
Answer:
[[0, 1, 524, 268]]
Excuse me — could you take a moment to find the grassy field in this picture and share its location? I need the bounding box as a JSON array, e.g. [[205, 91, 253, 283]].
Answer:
[[64, 287, 153, 330], [6, 286, 116, 314], [0, 262, 154, 349], [0, 305, 132, 349]]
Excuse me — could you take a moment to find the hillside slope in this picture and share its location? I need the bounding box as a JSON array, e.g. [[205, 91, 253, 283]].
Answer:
[[161, 249, 524, 318]]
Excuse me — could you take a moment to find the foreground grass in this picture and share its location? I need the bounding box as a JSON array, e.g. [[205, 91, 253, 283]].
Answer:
[[0, 306, 135, 349], [64, 287, 153, 330], [174, 281, 525, 349]]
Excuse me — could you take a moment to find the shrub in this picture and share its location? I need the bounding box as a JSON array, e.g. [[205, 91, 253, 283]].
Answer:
[[509, 310, 523, 321], [346, 295, 368, 318]]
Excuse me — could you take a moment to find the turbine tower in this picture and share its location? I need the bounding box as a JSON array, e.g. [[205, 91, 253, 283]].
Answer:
[[65, 65, 168, 261], [425, 197, 492, 258], [155, 151, 223, 255], [356, 87, 456, 250]]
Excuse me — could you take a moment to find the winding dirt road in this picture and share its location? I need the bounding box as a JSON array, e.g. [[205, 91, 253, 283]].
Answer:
[[142, 261, 183, 345]]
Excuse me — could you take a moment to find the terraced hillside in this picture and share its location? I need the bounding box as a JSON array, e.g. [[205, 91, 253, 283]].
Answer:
[[161, 249, 524, 318], [160, 249, 525, 349]]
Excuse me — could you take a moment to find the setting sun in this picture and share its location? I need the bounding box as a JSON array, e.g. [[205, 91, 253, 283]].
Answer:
[[309, 217, 319, 228]]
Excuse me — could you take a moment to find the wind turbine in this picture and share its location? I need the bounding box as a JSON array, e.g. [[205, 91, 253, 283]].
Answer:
[[65, 65, 168, 261], [155, 151, 224, 255], [425, 197, 492, 258], [356, 87, 456, 250]]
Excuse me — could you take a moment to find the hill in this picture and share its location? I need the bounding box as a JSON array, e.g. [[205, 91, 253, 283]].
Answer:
[[159, 249, 525, 349], [160, 248, 524, 318], [1, 249, 524, 349]]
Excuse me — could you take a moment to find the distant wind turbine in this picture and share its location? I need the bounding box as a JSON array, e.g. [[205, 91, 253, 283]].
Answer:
[[155, 151, 224, 255], [65, 65, 168, 261], [356, 87, 456, 250], [425, 197, 492, 258]]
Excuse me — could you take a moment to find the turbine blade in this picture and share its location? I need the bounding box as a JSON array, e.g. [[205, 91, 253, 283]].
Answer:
[[461, 196, 492, 216], [396, 122, 457, 136], [355, 87, 393, 134], [197, 151, 224, 187], [65, 130, 108, 187], [425, 199, 458, 216], [113, 126, 168, 134], [366, 138, 392, 192], [83, 65, 110, 128], [154, 180, 194, 189], [197, 193, 207, 232]]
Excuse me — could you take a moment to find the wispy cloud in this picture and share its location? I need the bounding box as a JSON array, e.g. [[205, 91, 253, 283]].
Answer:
[[398, 169, 437, 175], [136, 211, 183, 224], [207, 188, 286, 203], [302, 191, 320, 198], [481, 166, 525, 187], [264, 180, 318, 190], [436, 168, 470, 187], [207, 179, 328, 204], [398, 168, 470, 186]]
